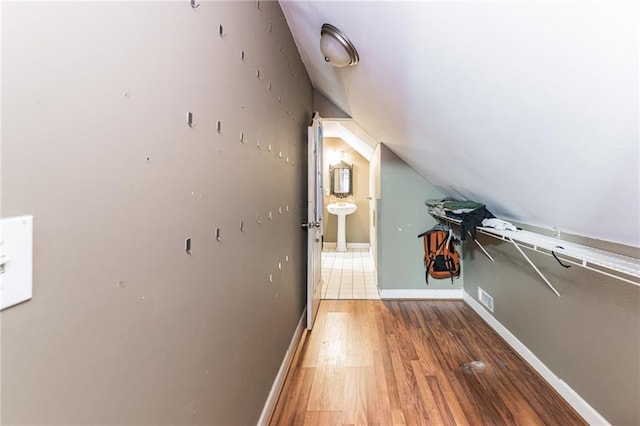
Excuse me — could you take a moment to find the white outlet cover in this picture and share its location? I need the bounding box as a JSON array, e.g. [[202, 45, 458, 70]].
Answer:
[[0, 215, 34, 310]]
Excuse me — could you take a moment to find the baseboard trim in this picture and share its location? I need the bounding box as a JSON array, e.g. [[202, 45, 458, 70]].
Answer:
[[380, 288, 463, 299], [257, 308, 306, 426], [462, 291, 609, 426], [322, 242, 370, 250], [348, 243, 370, 249]]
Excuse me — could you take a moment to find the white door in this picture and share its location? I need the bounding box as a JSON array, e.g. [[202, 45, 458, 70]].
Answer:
[[304, 113, 323, 330]]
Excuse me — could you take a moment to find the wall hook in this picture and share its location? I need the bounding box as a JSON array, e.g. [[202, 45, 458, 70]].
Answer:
[[216, 120, 222, 133], [190, 0, 200, 9], [218, 24, 227, 38], [256, 214, 262, 224], [241, 50, 247, 62], [215, 228, 221, 241], [187, 112, 194, 128], [240, 221, 245, 232], [240, 132, 245, 143]]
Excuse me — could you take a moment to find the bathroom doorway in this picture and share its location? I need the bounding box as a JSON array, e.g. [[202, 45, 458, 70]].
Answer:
[[320, 135, 379, 300]]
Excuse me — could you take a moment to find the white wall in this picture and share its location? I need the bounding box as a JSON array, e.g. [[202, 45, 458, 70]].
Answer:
[[282, 0, 640, 247]]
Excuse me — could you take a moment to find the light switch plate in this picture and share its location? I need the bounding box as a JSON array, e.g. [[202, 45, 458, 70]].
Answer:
[[0, 215, 33, 310]]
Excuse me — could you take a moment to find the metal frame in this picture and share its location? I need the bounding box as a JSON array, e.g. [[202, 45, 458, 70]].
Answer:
[[436, 213, 640, 298]]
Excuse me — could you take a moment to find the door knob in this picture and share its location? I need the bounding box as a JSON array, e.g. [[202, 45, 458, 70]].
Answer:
[[301, 221, 321, 229]]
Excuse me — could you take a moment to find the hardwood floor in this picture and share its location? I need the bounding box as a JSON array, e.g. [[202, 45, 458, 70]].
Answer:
[[270, 300, 586, 426]]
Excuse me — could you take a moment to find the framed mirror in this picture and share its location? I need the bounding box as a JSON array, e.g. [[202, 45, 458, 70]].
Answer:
[[329, 161, 353, 198]]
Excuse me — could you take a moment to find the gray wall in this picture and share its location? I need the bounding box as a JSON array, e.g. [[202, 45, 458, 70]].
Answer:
[[464, 230, 640, 425], [1, 2, 312, 424], [323, 137, 369, 244], [377, 144, 463, 290], [313, 90, 350, 119]]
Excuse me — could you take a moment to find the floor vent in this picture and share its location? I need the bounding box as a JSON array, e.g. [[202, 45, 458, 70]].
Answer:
[[478, 287, 494, 312]]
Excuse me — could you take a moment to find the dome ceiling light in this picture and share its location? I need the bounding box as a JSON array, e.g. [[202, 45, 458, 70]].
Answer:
[[319, 23, 359, 68]]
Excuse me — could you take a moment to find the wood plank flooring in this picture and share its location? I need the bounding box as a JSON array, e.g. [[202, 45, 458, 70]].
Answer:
[[270, 300, 586, 426]]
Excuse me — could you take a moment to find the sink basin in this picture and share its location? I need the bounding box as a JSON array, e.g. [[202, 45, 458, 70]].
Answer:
[[326, 203, 357, 252], [327, 202, 357, 216]]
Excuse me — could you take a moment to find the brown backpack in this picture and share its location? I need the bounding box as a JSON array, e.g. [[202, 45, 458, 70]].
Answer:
[[421, 229, 460, 284]]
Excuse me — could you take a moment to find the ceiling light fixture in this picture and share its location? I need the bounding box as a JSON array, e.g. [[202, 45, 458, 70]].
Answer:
[[320, 23, 359, 68]]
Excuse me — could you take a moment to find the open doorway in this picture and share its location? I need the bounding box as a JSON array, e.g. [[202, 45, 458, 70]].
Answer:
[[320, 133, 379, 300]]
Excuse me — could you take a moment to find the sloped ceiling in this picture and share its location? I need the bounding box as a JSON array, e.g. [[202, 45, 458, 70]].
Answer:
[[280, 0, 639, 248]]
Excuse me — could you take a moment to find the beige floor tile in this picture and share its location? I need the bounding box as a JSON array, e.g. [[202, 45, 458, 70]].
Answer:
[[320, 248, 380, 300]]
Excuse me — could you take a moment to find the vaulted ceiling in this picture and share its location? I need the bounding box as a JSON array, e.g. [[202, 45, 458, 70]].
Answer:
[[280, 0, 639, 247]]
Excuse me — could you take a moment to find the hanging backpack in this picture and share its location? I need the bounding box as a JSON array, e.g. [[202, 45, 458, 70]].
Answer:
[[419, 227, 461, 284]]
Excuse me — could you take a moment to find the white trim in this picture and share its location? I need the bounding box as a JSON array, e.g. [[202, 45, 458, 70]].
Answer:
[[434, 212, 640, 287], [323, 242, 370, 250], [463, 292, 610, 426], [348, 243, 370, 249], [257, 309, 306, 426], [379, 288, 463, 299]]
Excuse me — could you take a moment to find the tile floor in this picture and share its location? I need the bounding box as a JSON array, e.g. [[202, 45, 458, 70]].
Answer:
[[321, 248, 380, 300]]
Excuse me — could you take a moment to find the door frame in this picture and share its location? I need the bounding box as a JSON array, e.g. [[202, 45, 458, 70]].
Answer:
[[306, 113, 323, 330]]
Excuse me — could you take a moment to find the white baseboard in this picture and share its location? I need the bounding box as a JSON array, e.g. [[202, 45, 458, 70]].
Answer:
[[380, 288, 463, 299], [257, 309, 306, 426], [463, 291, 609, 426], [348, 243, 370, 249], [323, 242, 370, 250]]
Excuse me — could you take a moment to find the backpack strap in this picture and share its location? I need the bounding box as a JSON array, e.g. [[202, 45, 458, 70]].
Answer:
[[434, 233, 448, 252], [425, 257, 435, 284], [423, 235, 430, 284], [426, 232, 432, 258]]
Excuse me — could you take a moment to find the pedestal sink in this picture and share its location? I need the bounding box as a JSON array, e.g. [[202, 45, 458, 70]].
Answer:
[[327, 202, 357, 252]]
